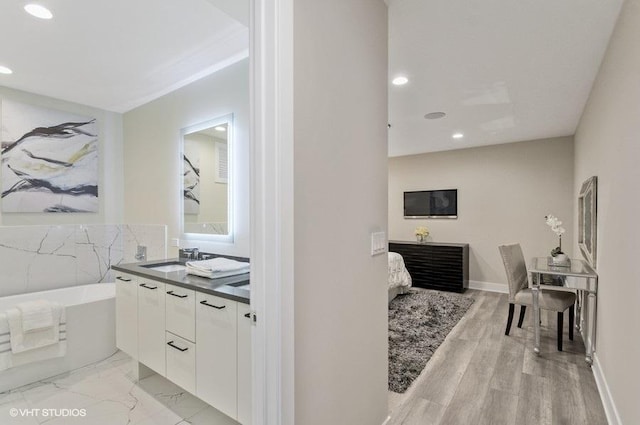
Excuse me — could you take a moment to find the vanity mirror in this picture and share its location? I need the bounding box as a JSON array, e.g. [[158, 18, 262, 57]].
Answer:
[[181, 114, 232, 237]]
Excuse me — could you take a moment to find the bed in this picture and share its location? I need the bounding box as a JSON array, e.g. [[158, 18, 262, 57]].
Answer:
[[388, 251, 412, 303]]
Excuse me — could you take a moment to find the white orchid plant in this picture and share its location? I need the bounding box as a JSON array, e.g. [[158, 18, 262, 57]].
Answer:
[[545, 215, 566, 257]]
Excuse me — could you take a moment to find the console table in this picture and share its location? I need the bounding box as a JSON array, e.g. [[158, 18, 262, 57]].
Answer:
[[388, 241, 469, 292], [528, 257, 598, 365]]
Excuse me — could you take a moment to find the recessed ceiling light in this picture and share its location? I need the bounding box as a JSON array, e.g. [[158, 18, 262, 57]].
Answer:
[[24, 4, 53, 20], [452, 132, 464, 139], [392, 76, 408, 86], [424, 112, 446, 120], [0, 65, 13, 75], [214, 126, 226, 132]]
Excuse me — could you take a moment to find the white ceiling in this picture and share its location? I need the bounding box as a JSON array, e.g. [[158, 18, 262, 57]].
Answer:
[[0, 0, 248, 113], [387, 0, 624, 157], [0, 0, 622, 145]]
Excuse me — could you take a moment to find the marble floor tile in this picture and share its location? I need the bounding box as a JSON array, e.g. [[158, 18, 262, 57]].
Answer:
[[0, 398, 40, 425], [135, 408, 183, 425], [135, 375, 209, 419], [3, 351, 238, 425], [181, 405, 240, 425], [0, 391, 38, 425]]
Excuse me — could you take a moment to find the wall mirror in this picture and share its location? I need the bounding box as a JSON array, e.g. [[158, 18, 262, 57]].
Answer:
[[578, 175, 597, 266], [181, 114, 232, 237]]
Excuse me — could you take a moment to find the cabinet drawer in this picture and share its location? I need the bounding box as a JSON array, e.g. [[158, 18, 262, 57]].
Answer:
[[196, 293, 238, 420], [166, 332, 196, 394], [115, 273, 137, 359], [138, 279, 166, 376], [165, 284, 195, 342]]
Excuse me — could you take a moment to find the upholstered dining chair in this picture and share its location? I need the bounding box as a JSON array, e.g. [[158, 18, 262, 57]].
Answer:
[[498, 243, 576, 351]]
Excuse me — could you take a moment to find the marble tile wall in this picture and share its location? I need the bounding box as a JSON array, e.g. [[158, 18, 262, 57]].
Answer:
[[0, 224, 167, 297]]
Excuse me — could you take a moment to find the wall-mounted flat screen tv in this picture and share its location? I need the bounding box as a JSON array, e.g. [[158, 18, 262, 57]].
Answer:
[[404, 189, 458, 218]]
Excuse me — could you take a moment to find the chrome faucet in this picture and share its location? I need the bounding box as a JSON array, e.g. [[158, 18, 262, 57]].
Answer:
[[180, 247, 199, 260], [135, 245, 147, 261]]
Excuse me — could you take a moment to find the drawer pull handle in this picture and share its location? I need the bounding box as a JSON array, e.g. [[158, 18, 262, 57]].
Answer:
[[244, 313, 251, 319], [140, 283, 158, 290], [116, 276, 132, 282], [167, 290, 188, 298], [167, 341, 188, 352], [200, 300, 225, 310]]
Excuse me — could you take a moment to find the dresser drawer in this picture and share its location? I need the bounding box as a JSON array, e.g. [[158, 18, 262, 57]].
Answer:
[[165, 284, 196, 342]]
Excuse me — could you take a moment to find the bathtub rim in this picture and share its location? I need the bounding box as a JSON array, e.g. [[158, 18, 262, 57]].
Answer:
[[0, 282, 115, 311]]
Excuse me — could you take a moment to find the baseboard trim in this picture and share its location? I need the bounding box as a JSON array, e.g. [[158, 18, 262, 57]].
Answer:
[[592, 353, 622, 425], [468, 280, 508, 294]]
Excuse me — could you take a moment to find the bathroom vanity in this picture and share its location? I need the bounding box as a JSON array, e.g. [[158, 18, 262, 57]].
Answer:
[[111, 257, 251, 425]]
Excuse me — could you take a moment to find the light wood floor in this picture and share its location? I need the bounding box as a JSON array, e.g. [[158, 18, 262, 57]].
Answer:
[[387, 289, 607, 425]]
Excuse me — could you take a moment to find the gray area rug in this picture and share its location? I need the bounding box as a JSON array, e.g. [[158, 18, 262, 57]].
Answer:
[[389, 289, 474, 393]]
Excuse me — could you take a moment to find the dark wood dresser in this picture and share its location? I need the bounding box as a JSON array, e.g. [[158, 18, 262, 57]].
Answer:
[[389, 241, 469, 293]]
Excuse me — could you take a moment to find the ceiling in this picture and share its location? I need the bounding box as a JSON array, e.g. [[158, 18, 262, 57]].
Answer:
[[0, 0, 623, 147], [387, 0, 624, 157], [0, 0, 248, 113]]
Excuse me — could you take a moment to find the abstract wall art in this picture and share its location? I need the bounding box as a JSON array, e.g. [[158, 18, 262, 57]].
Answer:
[[1, 100, 99, 213]]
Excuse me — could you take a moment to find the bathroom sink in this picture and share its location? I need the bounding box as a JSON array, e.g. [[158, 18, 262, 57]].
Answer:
[[143, 263, 187, 273], [224, 281, 250, 291]]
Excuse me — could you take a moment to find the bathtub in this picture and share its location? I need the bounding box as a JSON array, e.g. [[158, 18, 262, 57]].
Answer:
[[0, 283, 116, 392]]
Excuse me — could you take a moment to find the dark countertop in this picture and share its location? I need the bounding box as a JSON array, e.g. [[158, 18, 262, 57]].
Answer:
[[112, 258, 250, 304]]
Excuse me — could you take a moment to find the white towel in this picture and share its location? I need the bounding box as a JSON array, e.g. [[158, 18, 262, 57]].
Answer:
[[186, 258, 250, 279], [186, 257, 250, 273], [7, 303, 64, 354], [186, 266, 250, 279], [0, 310, 66, 372], [17, 300, 54, 332]]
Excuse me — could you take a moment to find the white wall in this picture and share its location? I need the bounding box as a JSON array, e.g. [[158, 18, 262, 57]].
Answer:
[[293, 1, 389, 424], [123, 59, 249, 257], [573, 0, 640, 422], [0, 86, 123, 225], [389, 137, 574, 288]]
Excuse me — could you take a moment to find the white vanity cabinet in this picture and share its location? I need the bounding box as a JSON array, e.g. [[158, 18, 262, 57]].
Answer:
[[115, 273, 138, 359], [196, 292, 238, 420], [137, 279, 166, 376], [237, 303, 253, 425], [114, 267, 252, 424]]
